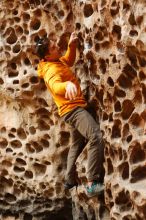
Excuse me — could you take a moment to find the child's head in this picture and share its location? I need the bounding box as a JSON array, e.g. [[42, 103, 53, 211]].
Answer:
[[35, 36, 61, 61]]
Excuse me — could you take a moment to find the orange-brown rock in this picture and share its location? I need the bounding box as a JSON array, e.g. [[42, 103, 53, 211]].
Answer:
[[0, 0, 146, 219]]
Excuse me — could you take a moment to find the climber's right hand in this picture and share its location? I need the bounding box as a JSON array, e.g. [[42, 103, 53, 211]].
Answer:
[[68, 32, 78, 47], [65, 81, 77, 100]]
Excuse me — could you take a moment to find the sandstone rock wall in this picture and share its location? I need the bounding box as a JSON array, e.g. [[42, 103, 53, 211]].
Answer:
[[0, 0, 146, 219]]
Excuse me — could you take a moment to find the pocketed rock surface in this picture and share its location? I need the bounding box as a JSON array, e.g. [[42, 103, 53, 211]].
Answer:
[[0, 0, 146, 219]]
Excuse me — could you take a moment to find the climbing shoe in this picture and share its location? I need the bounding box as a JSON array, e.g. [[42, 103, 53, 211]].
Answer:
[[86, 181, 104, 198]]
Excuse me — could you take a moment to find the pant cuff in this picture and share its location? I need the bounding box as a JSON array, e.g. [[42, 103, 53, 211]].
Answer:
[[87, 174, 100, 182]]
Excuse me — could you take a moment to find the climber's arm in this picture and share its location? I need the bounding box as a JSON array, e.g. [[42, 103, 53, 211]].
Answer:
[[60, 32, 78, 67]]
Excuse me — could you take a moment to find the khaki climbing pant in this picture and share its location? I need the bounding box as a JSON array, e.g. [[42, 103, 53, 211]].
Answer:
[[62, 106, 104, 184]]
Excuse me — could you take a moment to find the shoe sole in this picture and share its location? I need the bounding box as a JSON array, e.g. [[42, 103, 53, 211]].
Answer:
[[86, 188, 104, 198]]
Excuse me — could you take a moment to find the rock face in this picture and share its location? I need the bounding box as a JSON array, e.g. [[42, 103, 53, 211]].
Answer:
[[0, 0, 146, 219]]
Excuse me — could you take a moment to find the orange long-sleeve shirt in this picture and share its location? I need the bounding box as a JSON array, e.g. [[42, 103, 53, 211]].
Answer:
[[37, 43, 87, 116]]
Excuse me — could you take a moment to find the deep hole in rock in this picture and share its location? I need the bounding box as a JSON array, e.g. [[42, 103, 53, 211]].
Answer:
[[8, 71, 19, 77], [129, 30, 138, 37], [122, 63, 137, 79], [121, 145, 128, 159], [15, 26, 23, 35], [76, 22, 81, 30], [18, 199, 31, 207], [2, 160, 12, 167], [10, 62, 17, 70], [126, 46, 138, 69], [126, 135, 132, 143], [94, 31, 104, 41], [103, 112, 108, 121], [33, 162, 46, 176], [35, 199, 73, 220], [13, 80, 19, 84], [83, 4, 94, 17], [14, 17, 20, 22], [24, 58, 31, 66], [99, 58, 106, 74], [102, 41, 110, 49], [40, 139, 49, 148], [17, 128, 27, 139], [16, 158, 27, 166], [29, 126, 36, 134], [10, 140, 22, 148], [110, 3, 119, 17], [37, 98, 48, 107], [5, 193, 16, 203], [23, 12, 30, 22], [26, 143, 35, 153], [141, 110, 146, 122], [117, 42, 125, 54], [6, 148, 13, 153], [37, 119, 50, 131], [30, 76, 39, 84], [96, 89, 104, 107], [135, 213, 146, 220], [24, 170, 33, 179], [131, 166, 146, 183], [24, 213, 32, 220], [11, 128, 16, 132], [121, 100, 135, 120], [55, 22, 63, 32], [115, 190, 130, 205], [112, 54, 117, 63], [133, 90, 142, 105], [13, 9, 18, 15], [30, 19, 41, 30], [112, 25, 121, 40], [0, 138, 8, 148], [57, 164, 63, 172], [6, 29, 17, 44], [109, 113, 113, 122], [137, 56, 146, 67], [118, 73, 132, 89], [129, 113, 143, 128], [13, 44, 21, 53], [14, 166, 25, 173], [114, 101, 121, 112], [31, 141, 43, 152], [22, 83, 29, 88], [128, 13, 136, 25], [129, 141, 145, 164], [36, 108, 50, 116], [139, 71, 146, 81], [114, 86, 126, 98], [1, 169, 8, 177], [34, 8, 42, 17], [111, 119, 121, 138], [95, 43, 100, 51], [9, 133, 15, 140], [107, 77, 114, 87], [0, 78, 4, 84], [59, 131, 70, 145], [57, 10, 64, 19], [1, 177, 13, 187], [118, 162, 129, 179], [107, 158, 114, 174], [136, 15, 143, 26], [123, 2, 130, 10]]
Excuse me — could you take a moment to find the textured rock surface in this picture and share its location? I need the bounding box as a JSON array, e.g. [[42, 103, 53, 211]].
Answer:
[[0, 0, 146, 219]]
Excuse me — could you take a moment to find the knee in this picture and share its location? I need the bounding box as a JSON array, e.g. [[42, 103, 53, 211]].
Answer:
[[92, 137, 103, 148], [92, 127, 102, 140]]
